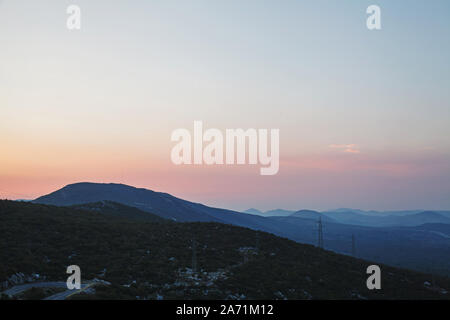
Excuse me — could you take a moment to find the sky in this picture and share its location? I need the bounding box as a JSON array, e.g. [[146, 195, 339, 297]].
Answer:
[[1, 0, 450, 211]]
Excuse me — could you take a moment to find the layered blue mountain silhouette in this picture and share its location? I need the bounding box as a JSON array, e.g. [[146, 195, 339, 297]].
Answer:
[[34, 182, 450, 276], [33, 183, 298, 237]]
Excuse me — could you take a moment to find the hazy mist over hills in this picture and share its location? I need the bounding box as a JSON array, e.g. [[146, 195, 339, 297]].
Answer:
[[244, 208, 450, 227]]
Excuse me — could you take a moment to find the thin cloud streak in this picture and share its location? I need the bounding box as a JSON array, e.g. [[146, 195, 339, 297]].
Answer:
[[329, 144, 361, 154]]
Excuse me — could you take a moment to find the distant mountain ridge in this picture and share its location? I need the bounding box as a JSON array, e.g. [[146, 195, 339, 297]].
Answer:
[[34, 183, 221, 222], [243, 208, 295, 217], [243, 207, 450, 227], [321, 210, 450, 227], [291, 210, 338, 223], [244, 208, 263, 215], [33, 182, 302, 236]]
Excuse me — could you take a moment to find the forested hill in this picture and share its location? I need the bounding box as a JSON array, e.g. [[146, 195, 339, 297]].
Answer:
[[0, 200, 449, 300]]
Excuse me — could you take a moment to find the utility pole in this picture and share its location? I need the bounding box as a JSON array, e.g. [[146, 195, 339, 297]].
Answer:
[[318, 215, 324, 249], [351, 234, 356, 257], [192, 238, 197, 273]]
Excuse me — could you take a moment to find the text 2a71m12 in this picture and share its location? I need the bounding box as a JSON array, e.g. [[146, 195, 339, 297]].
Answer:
[[220, 304, 274, 316]]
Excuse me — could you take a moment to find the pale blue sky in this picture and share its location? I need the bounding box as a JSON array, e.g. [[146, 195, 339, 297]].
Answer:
[[1, 1, 450, 210]]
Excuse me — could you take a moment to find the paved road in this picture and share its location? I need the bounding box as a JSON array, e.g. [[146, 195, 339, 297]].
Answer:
[[2, 282, 94, 300], [44, 283, 94, 300]]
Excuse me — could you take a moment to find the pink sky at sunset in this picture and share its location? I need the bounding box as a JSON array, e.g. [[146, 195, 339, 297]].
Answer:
[[2, 142, 449, 211]]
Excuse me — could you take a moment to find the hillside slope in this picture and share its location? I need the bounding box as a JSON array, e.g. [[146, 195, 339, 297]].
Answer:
[[32, 183, 450, 277], [0, 200, 449, 300], [270, 215, 450, 276], [34, 182, 220, 222], [70, 201, 166, 223], [33, 183, 290, 233], [32, 182, 315, 243]]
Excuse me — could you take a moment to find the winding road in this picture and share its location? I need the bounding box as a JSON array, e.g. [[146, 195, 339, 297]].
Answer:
[[2, 281, 95, 300]]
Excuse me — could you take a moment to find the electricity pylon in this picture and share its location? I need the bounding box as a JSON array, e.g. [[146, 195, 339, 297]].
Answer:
[[318, 215, 324, 249], [351, 234, 356, 257], [192, 238, 197, 273]]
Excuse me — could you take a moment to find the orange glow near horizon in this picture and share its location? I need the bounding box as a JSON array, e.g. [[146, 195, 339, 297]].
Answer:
[[2, 145, 449, 211]]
